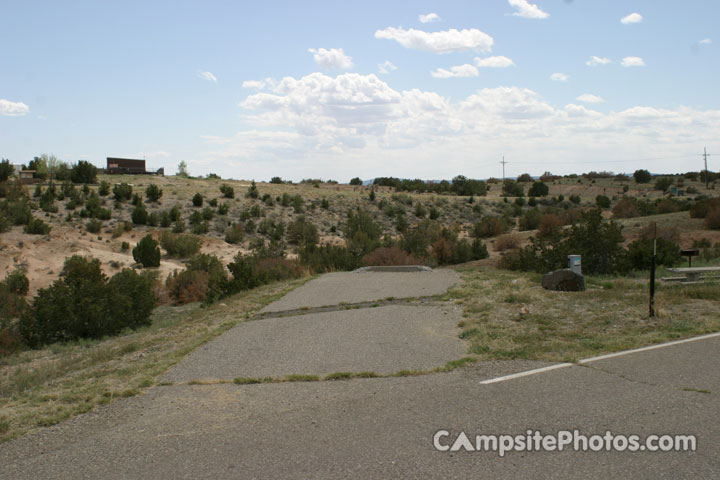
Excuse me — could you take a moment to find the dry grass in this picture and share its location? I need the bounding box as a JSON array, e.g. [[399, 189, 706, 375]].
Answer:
[[0, 276, 311, 443], [444, 266, 720, 363]]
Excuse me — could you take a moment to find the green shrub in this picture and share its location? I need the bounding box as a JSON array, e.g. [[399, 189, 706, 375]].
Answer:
[[502, 180, 524, 197], [246, 181, 259, 199], [98, 181, 110, 196], [192, 193, 203, 207], [401, 219, 442, 257], [569, 194, 581, 204], [217, 203, 229, 215], [519, 208, 542, 231], [292, 194, 304, 213], [24, 217, 51, 235], [133, 235, 161, 267], [220, 184, 234, 198], [131, 202, 149, 225], [501, 209, 626, 275], [159, 231, 201, 257], [191, 221, 209, 235], [299, 244, 362, 273], [287, 216, 319, 247], [654, 177, 673, 192], [121, 241, 130, 251], [113, 183, 133, 202], [596, 195, 611, 209], [184, 254, 228, 303], [172, 219, 186, 233], [527, 181, 549, 197], [345, 207, 382, 255], [145, 184, 163, 202], [86, 218, 102, 233], [224, 224, 245, 244], [19, 257, 155, 346], [201, 207, 215, 221], [626, 237, 681, 270], [70, 161, 98, 184]]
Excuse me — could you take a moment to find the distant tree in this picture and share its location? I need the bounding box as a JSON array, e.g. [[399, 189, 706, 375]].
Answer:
[[654, 177, 674, 192], [54, 162, 72, 181], [44, 154, 58, 181], [270, 176, 284, 184], [113, 183, 133, 202], [527, 181, 549, 197], [633, 169, 652, 184], [0, 159, 14, 181], [517, 173, 533, 183], [177, 161, 189, 177], [71, 161, 98, 184], [502, 180, 524, 197], [595, 195, 611, 208], [28, 156, 48, 180], [287, 216, 319, 248], [349, 177, 363, 186]]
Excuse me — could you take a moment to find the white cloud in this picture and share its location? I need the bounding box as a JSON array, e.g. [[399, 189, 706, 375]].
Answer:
[[419, 13, 440, 23], [0, 99, 30, 116], [197, 71, 217, 83], [243, 80, 266, 89], [586, 56, 611, 66], [378, 60, 398, 74], [374, 27, 493, 54], [308, 48, 353, 70], [508, 0, 549, 19], [213, 72, 720, 182], [431, 64, 479, 78], [576, 93, 605, 104], [474, 56, 515, 68], [550, 72, 568, 82], [699, 38, 712, 45], [621, 13, 643, 24], [621, 56, 646, 67]]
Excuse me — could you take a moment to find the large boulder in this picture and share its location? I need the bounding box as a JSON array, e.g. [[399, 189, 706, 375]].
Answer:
[[541, 268, 585, 292]]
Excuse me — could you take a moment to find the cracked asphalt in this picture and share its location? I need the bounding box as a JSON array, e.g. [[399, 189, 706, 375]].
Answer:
[[0, 269, 718, 479]]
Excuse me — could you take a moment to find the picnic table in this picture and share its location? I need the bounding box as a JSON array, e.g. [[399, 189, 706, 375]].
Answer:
[[663, 267, 720, 283]]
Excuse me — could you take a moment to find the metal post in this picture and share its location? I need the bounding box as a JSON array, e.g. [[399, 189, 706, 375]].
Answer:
[[649, 222, 656, 318]]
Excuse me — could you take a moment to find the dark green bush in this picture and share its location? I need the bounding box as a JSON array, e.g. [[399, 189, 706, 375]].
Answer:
[[19, 256, 155, 346], [527, 181, 549, 197], [345, 207, 382, 255], [70, 161, 98, 184], [633, 169, 652, 184], [287, 216, 319, 247], [145, 184, 163, 202], [86, 218, 102, 233], [220, 184, 234, 198], [246, 181, 259, 199], [519, 208, 542, 231], [299, 244, 362, 273], [113, 183, 133, 202], [159, 231, 201, 257], [626, 237, 681, 270], [24, 217, 51, 235], [192, 193, 203, 207], [131, 202, 149, 225], [98, 181, 110, 196], [133, 235, 161, 267], [596, 195, 611, 209]]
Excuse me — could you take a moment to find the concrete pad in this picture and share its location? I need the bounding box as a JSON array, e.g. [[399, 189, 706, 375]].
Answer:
[[260, 268, 460, 313], [162, 304, 465, 382]]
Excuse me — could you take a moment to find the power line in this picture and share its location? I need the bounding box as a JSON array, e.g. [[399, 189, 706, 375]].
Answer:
[[500, 156, 507, 182]]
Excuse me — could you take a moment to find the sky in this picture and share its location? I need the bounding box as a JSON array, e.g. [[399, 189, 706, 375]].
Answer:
[[1, 0, 718, 182]]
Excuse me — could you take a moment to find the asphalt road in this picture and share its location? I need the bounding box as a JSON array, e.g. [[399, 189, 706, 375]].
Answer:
[[1, 336, 717, 479]]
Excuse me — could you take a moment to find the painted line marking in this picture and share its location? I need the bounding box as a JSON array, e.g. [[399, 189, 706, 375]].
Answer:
[[479, 331, 720, 385]]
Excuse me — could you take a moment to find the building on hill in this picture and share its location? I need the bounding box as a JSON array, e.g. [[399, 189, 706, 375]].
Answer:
[[106, 157, 146, 174]]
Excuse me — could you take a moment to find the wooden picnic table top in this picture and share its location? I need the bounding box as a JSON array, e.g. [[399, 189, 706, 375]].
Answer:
[[667, 267, 720, 273]]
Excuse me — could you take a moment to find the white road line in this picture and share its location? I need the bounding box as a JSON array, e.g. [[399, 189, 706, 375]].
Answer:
[[479, 331, 720, 385], [479, 363, 572, 384], [578, 331, 720, 364]]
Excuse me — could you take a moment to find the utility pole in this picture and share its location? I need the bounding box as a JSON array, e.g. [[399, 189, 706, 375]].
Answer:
[[703, 147, 711, 189], [500, 156, 507, 182]]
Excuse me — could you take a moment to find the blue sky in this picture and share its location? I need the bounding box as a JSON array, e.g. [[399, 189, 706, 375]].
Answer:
[[1, 0, 718, 181]]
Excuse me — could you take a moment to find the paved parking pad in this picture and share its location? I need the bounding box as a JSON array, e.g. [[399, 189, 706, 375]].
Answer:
[[162, 304, 466, 382], [260, 269, 460, 313]]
